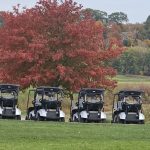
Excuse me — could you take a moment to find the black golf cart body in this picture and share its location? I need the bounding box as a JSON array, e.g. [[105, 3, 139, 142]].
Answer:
[[26, 86, 65, 121], [112, 90, 145, 124], [70, 88, 106, 122], [0, 84, 21, 119]]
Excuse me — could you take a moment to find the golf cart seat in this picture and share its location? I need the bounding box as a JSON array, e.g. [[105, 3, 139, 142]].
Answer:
[[0, 98, 17, 107], [41, 99, 61, 109], [122, 103, 141, 112], [82, 101, 104, 111]]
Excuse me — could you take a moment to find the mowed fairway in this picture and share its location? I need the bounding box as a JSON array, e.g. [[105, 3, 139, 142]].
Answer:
[[0, 120, 150, 150]]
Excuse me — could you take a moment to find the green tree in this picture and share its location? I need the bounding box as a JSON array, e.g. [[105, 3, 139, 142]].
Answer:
[[0, 15, 4, 27], [83, 8, 108, 23], [144, 15, 150, 39], [111, 47, 150, 75], [108, 12, 128, 24]]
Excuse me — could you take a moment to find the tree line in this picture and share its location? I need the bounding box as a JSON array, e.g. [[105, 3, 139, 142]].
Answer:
[[83, 9, 128, 24], [109, 47, 150, 76], [84, 8, 150, 47], [85, 8, 150, 76]]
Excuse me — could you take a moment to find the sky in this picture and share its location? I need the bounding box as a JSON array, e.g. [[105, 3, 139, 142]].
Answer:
[[0, 0, 149, 23]]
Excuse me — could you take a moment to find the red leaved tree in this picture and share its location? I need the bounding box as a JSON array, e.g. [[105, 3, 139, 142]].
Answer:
[[0, 0, 123, 94]]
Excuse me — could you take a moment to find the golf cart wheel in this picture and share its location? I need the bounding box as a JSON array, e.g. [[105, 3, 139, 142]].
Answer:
[[72, 114, 79, 122], [73, 116, 79, 122], [111, 120, 114, 123], [29, 114, 34, 120], [25, 116, 29, 120], [69, 118, 72, 122], [79, 117, 87, 123], [59, 117, 65, 122], [114, 115, 120, 123], [139, 120, 145, 124], [37, 114, 44, 121], [16, 115, 21, 120], [101, 119, 106, 123]]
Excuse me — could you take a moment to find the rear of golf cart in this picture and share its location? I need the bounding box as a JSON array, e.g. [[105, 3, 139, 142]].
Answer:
[[70, 88, 106, 122], [26, 87, 65, 121], [112, 90, 145, 124], [0, 84, 21, 120]]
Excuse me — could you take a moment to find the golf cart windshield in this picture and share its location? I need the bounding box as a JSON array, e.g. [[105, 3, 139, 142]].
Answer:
[[85, 93, 103, 102], [0, 84, 19, 107], [1, 90, 17, 99], [43, 91, 62, 101], [118, 90, 143, 104], [34, 87, 63, 108], [124, 96, 141, 104], [79, 89, 104, 103], [78, 89, 104, 111], [36, 87, 63, 102]]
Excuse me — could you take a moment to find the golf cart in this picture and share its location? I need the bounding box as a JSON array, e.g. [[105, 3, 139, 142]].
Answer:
[[26, 87, 65, 121], [0, 84, 21, 119], [112, 90, 145, 124], [70, 88, 106, 122]]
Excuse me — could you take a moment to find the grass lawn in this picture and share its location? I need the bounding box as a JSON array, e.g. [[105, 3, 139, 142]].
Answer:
[[0, 120, 150, 150], [115, 75, 150, 83]]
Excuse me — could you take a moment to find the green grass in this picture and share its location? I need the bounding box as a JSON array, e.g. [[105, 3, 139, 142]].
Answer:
[[115, 75, 150, 83], [0, 120, 150, 150]]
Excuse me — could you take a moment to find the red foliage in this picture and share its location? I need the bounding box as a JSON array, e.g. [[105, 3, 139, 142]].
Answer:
[[0, 0, 124, 91]]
